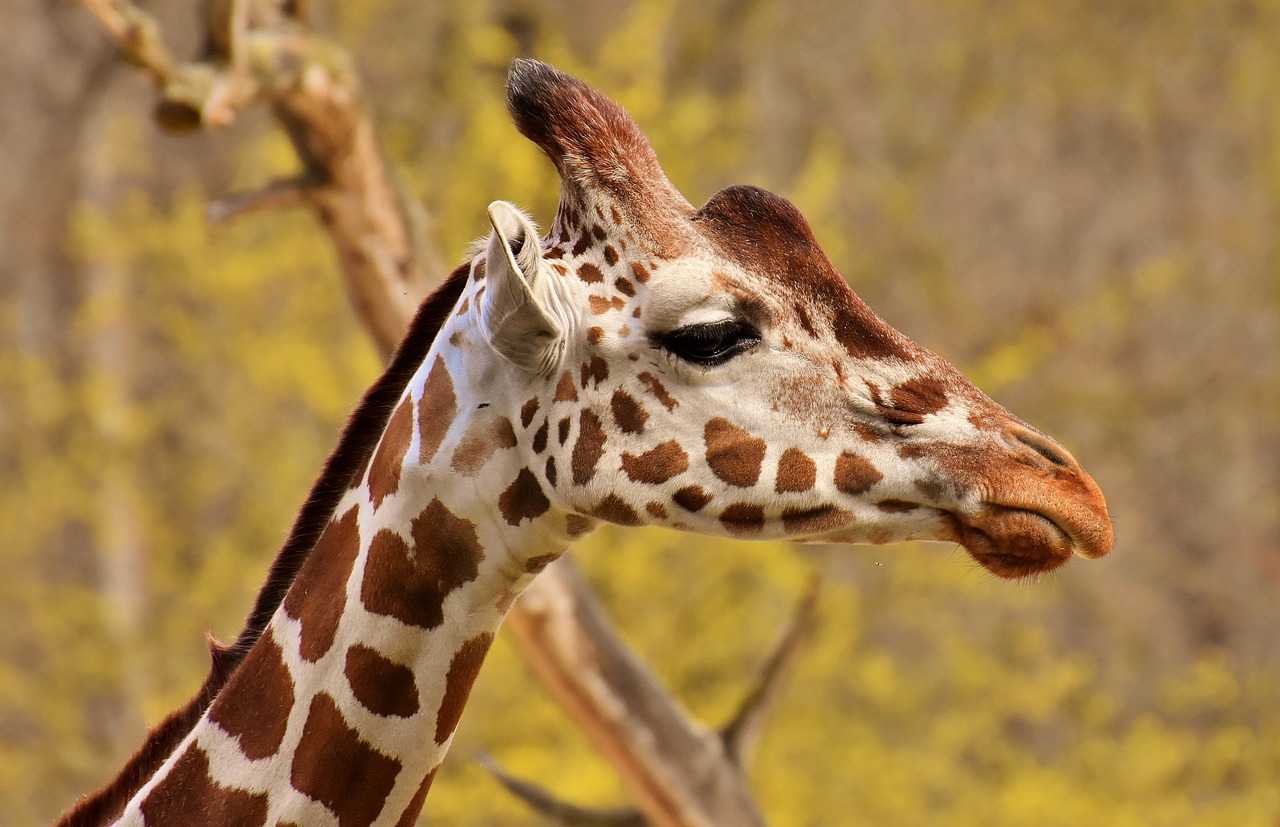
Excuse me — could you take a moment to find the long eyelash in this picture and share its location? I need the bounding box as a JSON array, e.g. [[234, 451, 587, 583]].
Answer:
[[676, 320, 742, 343], [653, 318, 761, 367]]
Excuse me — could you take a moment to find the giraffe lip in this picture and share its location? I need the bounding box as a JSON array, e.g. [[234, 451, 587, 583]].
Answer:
[[947, 505, 1077, 580]]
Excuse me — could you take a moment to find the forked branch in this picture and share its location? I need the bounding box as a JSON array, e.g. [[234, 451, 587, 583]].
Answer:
[[79, 0, 175, 85], [489, 578, 821, 825], [720, 576, 821, 767]]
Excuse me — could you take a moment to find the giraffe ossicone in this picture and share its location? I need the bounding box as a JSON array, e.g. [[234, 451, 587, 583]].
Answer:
[[62, 58, 1113, 827]]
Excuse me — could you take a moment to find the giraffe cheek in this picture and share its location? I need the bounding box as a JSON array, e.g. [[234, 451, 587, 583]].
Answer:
[[590, 494, 643, 526], [621, 440, 689, 484], [570, 409, 607, 485], [703, 417, 766, 487], [780, 505, 853, 536], [833, 451, 883, 496], [775, 448, 818, 493]]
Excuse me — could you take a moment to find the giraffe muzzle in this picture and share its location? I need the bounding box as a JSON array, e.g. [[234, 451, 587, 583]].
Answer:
[[945, 425, 1114, 578]]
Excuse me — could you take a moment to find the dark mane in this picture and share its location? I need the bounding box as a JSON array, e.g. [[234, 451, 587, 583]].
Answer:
[[58, 262, 473, 826]]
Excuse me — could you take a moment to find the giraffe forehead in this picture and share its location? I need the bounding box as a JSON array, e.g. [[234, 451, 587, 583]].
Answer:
[[639, 259, 734, 328], [689, 185, 918, 361]]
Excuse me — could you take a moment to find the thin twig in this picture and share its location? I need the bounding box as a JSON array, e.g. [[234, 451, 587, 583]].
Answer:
[[77, 0, 175, 84], [207, 176, 314, 224], [478, 753, 648, 827], [719, 576, 821, 768]]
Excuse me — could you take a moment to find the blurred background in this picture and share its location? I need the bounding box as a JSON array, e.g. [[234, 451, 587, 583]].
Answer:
[[2, 0, 1278, 824]]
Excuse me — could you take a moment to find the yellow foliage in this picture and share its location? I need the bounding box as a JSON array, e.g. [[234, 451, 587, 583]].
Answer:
[[5, 1, 1280, 825]]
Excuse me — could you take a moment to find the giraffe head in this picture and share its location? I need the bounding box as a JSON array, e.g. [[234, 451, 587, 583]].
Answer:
[[471, 59, 1112, 579]]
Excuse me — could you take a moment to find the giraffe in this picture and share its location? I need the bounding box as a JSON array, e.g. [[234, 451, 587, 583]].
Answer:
[[61, 58, 1113, 826]]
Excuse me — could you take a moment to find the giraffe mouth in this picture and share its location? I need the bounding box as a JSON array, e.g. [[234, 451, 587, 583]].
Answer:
[[946, 506, 1078, 579]]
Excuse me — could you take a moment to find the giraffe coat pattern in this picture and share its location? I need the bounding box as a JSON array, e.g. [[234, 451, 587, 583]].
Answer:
[[62, 58, 1113, 827]]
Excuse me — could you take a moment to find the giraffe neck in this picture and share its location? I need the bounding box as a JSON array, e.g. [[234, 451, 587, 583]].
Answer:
[[115, 262, 583, 826]]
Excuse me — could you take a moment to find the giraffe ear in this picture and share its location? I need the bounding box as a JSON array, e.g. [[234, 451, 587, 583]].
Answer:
[[480, 201, 566, 374]]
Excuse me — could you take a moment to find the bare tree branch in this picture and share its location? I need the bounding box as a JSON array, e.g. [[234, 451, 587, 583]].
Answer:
[[206, 176, 313, 224], [720, 577, 821, 768], [506, 556, 765, 827], [79, 0, 175, 85], [79, 0, 436, 354]]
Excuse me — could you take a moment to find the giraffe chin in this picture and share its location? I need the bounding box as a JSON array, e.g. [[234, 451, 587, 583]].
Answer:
[[945, 507, 1076, 579]]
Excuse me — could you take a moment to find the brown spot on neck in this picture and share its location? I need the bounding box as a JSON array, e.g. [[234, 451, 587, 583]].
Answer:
[[532, 420, 550, 453], [520, 397, 540, 428], [589, 295, 627, 314], [853, 423, 883, 444], [140, 744, 268, 827], [419, 356, 457, 463], [361, 499, 484, 630], [499, 468, 552, 526], [592, 494, 642, 526], [291, 693, 402, 825], [565, 513, 598, 537], [207, 629, 293, 760], [554, 371, 579, 402], [435, 633, 495, 744], [345, 644, 420, 718], [524, 552, 561, 574], [720, 503, 765, 535], [451, 415, 518, 477], [673, 485, 712, 512], [577, 262, 605, 284], [581, 356, 609, 388], [284, 507, 361, 662], [782, 504, 852, 534], [368, 397, 414, 509]]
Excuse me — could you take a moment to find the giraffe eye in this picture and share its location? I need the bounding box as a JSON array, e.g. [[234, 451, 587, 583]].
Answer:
[[657, 319, 761, 366]]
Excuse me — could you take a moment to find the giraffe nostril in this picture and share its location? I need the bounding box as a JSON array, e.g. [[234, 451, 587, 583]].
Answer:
[[1002, 423, 1078, 471]]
